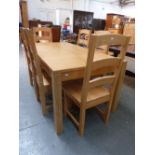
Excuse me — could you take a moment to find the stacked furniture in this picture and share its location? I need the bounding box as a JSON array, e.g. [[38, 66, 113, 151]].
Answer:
[[123, 22, 135, 45], [123, 21, 135, 75]]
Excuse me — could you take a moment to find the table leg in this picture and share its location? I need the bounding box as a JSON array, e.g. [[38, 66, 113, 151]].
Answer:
[[111, 61, 127, 112], [52, 72, 63, 135]]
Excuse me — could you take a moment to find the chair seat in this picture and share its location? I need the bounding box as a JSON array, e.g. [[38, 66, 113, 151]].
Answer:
[[63, 80, 110, 104]]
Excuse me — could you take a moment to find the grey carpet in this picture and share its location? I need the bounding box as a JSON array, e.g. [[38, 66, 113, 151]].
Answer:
[[19, 45, 135, 155]]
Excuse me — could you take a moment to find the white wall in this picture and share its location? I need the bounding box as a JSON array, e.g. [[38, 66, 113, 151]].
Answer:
[[89, 1, 135, 19], [89, 1, 121, 19], [72, 0, 85, 11], [121, 5, 135, 18], [25, 0, 135, 24], [27, 0, 71, 20], [27, 0, 86, 24]]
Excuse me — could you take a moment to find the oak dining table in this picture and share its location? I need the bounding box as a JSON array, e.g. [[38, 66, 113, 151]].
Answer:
[[36, 41, 127, 135]]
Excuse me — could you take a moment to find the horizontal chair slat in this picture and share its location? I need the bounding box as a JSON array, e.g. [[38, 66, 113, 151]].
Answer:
[[36, 36, 51, 40], [91, 34, 130, 47], [92, 57, 120, 71], [89, 75, 116, 88]]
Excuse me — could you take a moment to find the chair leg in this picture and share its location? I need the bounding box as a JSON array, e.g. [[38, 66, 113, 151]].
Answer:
[[79, 107, 86, 137], [39, 89, 48, 115], [29, 70, 33, 86], [104, 101, 112, 125], [34, 82, 40, 102], [27, 67, 33, 86], [64, 93, 68, 117]]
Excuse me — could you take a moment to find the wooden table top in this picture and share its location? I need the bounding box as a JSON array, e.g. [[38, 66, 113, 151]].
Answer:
[[36, 42, 113, 72]]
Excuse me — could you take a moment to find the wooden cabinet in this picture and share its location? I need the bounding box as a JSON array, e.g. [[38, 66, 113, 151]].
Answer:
[[20, 0, 29, 28], [105, 13, 124, 34], [29, 20, 53, 28], [51, 26, 61, 42], [105, 14, 113, 30], [123, 23, 135, 44], [93, 19, 106, 31]]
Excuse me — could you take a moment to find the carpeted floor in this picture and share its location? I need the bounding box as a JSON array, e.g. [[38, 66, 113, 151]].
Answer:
[[19, 45, 135, 155]]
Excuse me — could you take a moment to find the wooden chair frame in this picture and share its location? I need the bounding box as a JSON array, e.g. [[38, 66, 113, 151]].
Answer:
[[25, 29, 52, 115], [94, 30, 111, 54], [63, 34, 130, 136], [94, 30, 111, 35], [20, 27, 34, 86]]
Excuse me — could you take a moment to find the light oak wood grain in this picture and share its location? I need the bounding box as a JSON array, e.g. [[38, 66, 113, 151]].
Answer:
[[36, 42, 113, 72], [20, 1, 29, 28], [94, 30, 111, 35], [20, 28, 33, 86]]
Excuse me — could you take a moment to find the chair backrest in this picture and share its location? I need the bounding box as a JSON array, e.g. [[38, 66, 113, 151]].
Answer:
[[77, 29, 92, 47], [20, 27, 31, 65], [81, 34, 130, 103], [94, 30, 111, 35], [94, 30, 111, 52], [33, 27, 52, 42], [25, 29, 44, 89]]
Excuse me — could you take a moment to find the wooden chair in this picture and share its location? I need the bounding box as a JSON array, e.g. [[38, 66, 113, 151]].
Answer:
[[33, 27, 52, 42], [77, 29, 92, 47], [25, 29, 52, 115], [63, 34, 130, 136], [20, 27, 33, 86], [21, 28, 40, 101]]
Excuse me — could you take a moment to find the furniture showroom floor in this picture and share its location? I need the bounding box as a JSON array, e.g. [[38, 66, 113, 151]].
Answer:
[[19, 45, 135, 155]]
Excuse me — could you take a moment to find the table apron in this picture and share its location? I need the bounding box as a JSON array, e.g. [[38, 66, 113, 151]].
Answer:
[[41, 62, 115, 82]]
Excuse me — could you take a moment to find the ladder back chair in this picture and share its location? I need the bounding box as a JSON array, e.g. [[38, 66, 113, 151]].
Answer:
[[77, 29, 92, 47], [33, 27, 52, 42], [20, 27, 34, 86], [63, 34, 130, 136], [22, 28, 41, 102], [25, 29, 52, 115]]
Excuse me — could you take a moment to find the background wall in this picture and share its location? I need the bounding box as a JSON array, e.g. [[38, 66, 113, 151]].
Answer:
[[121, 5, 135, 18], [25, 0, 135, 24], [89, 1, 121, 19], [27, 0, 71, 20]]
